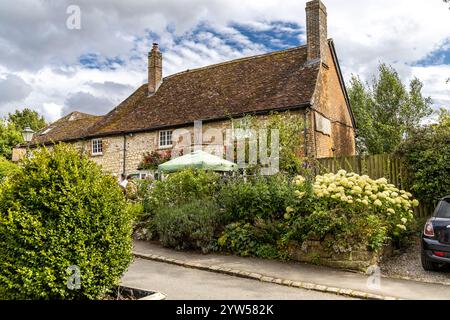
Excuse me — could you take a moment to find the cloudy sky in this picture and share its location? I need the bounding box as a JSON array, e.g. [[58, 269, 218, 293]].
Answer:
[[0, 0, 449, 123]]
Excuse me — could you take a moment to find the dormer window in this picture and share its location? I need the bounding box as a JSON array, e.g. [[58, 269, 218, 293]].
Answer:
[[159, 130, 173, 148], [91, 138, 103, 155]]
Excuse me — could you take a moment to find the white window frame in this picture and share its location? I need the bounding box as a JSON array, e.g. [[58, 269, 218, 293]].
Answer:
[[159, 130, 173, 148], [91, 138, 103, 155]]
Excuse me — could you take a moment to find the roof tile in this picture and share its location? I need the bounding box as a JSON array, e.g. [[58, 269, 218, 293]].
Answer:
[[34, 45, 318, 144]]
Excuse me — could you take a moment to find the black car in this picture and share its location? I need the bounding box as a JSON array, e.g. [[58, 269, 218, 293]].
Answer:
[[421, 196, 450, 271]]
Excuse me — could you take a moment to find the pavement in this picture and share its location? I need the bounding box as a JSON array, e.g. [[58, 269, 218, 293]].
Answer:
[[122, 258, 354, 300], [124, 240, 450, 300]]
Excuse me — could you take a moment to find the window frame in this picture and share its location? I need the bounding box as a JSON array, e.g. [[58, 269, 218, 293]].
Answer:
[[159, 130, 173, 148], [91, 138, 103, 155]]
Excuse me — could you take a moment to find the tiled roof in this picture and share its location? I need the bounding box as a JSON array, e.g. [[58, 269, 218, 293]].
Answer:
[[33, 45, 319, 144], [31, 112, 102, 145]]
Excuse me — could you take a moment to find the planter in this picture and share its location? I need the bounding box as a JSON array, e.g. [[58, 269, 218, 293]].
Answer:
[[288, 239, 394, 272]]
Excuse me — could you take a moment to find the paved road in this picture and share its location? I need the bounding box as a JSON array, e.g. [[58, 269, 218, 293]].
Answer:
[[132, 240, 450, 300], [121, 258, 354, 300]]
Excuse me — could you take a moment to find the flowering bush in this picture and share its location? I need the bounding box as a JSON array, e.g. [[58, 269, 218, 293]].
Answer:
[[288, 170, 419, 251], [139, 150, 173, 170]]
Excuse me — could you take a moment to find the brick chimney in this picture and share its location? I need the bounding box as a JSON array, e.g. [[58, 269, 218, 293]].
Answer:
[[148, 43, 162, 96], [306, 0, 328, 65]]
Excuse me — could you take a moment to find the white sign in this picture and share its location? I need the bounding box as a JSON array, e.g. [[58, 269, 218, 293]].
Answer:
[[315, 113, 332, 136]]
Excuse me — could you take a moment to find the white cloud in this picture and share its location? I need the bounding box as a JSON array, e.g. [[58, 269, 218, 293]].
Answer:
[[42, 103, 63, 122], [0, 0, 448, 122], [411, 64, 450, 111], [64, 92, 114, 115], [0, 74, 32, 104]]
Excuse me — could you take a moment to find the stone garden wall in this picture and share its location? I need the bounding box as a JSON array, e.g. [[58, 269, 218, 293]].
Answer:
[[288, 239, 394, 272]]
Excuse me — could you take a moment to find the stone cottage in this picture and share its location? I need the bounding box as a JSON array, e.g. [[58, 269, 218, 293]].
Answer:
[[13, 0, 356, 178]]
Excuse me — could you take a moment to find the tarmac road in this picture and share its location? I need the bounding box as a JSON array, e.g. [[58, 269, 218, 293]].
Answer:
[[121, 257, 354, 300]]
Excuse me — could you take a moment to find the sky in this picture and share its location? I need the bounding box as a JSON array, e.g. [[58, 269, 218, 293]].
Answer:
[[0, 0, 449, 123]]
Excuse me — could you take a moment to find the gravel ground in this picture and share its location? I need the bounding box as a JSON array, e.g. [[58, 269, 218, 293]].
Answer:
[[380, 236, 450, 285]]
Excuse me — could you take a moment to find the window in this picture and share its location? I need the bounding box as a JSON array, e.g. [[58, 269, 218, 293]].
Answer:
[[159, 130, 173, 148], [436, 199, 450, 219], [92, 139, 103, 155]]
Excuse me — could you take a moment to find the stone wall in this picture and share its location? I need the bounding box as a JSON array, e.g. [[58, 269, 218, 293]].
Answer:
[[78, 113, 307, 177], [288, 239, 394, 272]]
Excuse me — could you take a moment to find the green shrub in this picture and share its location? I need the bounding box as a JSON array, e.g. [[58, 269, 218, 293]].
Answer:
[[256, 244, 285, 260], [292, 208, 348, 241], [143, 169, 220, 214], [0, 156, 19, 181], [230, 112, 305, 175], [219, 174, 295, 222], [217, 220, 287, 260], [131, 180, 158, 241], [0, 144, 134, 299], [396, 126, 450, 205], [139, 169, 220, 241], [218, 223, 260, 257], [155, 200, 223, 252]]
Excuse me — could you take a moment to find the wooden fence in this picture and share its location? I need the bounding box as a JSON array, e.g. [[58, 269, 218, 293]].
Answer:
[[315, 154, 434, 218]]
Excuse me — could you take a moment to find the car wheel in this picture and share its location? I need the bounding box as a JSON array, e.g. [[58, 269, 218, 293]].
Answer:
[[421, 250, 440, 271]]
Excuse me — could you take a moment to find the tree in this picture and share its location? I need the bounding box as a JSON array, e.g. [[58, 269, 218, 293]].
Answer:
[[434, 108, 450, 133], [348, 76, 377, 154], [0, 108, 47, 160], [231, 112, 305, 175], [396, 113, 450, 205], [348, 63, 433, 154], [0, 119, 22, 160], [7, 108, 46, 132]]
